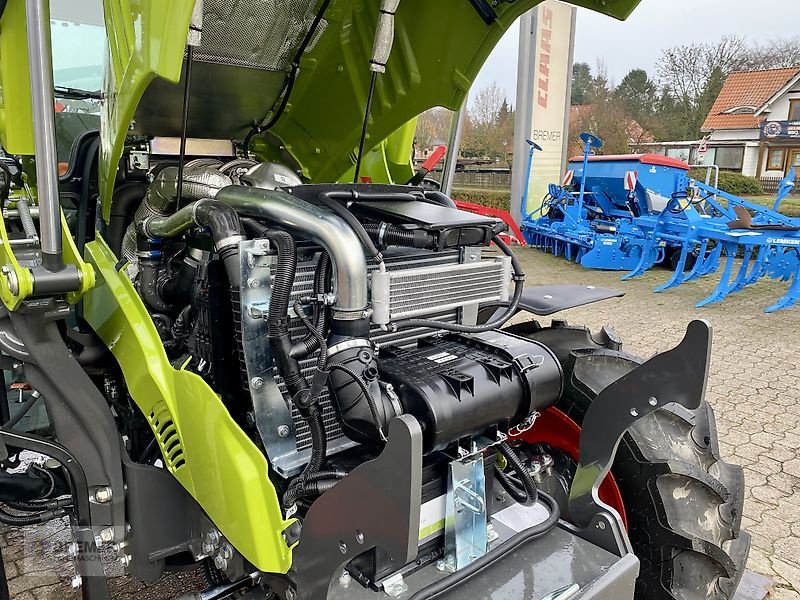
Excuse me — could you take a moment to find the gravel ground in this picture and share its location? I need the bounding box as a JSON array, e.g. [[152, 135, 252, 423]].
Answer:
[[2, 246, 799, 599]]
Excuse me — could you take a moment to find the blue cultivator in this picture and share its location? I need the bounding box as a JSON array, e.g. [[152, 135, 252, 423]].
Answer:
[[521, 132, 800, 312]]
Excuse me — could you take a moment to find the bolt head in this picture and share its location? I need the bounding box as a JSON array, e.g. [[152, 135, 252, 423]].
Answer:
[[71, 575, 82, 589], [338, 570, 352, 586], [94, 486, 113, 504], [213, 555, 227, 570], [285, 589, 297, 600], [277, 425, 290, 438], [250, 377, 264, 390], [220, 543, 233, 560], [355, 531, 365, 544], [99, 527, 114, 543]]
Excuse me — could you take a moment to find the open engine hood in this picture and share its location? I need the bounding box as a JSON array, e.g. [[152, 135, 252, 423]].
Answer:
[[100, 0, 642, 216]]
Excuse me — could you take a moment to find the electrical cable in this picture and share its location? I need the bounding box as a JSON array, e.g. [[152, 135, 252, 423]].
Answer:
[[244, 0, 333, 157], [407, 492, 560, 600], [494, 442, 539, 506]]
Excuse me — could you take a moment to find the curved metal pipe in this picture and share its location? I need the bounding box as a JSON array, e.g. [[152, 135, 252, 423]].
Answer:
[[214, 186, 369, 314]]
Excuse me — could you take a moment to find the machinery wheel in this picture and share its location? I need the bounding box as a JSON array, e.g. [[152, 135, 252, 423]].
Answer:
[[504, 320, 750, 600]]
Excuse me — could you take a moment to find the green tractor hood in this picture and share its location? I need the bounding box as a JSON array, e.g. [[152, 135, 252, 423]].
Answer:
[[100, 0, 641, 215]]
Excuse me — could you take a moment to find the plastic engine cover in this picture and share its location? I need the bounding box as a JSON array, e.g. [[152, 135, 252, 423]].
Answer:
[[378, 331, 563, 453]]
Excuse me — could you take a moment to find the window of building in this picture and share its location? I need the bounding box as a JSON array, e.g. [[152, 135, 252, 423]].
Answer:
[[767, 148, 786, 171], [789, 149, 800, 169], [714, 146, 745, 171], [790, 99, 800, 121]]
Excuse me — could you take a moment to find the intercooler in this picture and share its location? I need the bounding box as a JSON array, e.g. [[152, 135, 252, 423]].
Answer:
[[240, 244, 512, 475]]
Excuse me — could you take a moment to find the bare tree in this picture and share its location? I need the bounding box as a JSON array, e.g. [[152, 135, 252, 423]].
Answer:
[[739, 37, 800, 70], [415, 107, 451, 151], [470, 82, 506, 127], [657, 35, 748, 102]]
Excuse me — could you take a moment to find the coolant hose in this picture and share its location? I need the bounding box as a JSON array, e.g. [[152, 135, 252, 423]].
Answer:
[[389, 235, 524, 333], [362, 223, 436, 250], [495, 442, 538, 507], [407, 492, 560, 600]]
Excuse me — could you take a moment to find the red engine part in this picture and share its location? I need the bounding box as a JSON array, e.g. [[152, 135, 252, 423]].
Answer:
[[453, 199, 527, 247], [512, 406, 628, 529]]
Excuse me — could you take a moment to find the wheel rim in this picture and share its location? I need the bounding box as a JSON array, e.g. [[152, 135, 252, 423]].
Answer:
[[512, 406, 628, 529]]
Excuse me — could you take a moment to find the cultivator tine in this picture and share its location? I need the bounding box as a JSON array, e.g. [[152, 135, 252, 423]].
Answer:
[[696, 243, 738, 307], [682, 239, 708, 282], [745, 245, 769, 286], [654, 243, 692, 292], [765, 267, 800, 313], [729, 246, 754, 293], [689, 243, 723, 280], [621, 239, 656, 280]]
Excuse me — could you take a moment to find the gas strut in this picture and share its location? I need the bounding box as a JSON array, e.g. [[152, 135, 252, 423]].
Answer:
[[353, 0, 401, 183]]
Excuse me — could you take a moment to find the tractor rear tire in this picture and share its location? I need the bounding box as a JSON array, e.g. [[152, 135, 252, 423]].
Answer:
[[505, 320, 750, 600]]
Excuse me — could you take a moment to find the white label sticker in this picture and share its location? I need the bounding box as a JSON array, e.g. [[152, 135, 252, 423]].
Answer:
[[419, 495, 447, 543]]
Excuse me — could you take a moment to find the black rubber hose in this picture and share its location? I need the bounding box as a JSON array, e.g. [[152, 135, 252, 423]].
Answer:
[[390, 235, 524, 333], [107, 183, 147, 257], [318, 192, 384, 264], [362, 223, 437, 250], [407, 492, 560, 600], [495, 442, 538, 506], [0, 504, 66, 526], [4, 393, 40, 430]]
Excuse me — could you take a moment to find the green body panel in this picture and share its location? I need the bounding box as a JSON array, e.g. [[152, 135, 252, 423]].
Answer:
[[0, 1, 35, 154], [99, 0, 641, 216], [83, 237, 296, 573], [100, 0, 196, 219]]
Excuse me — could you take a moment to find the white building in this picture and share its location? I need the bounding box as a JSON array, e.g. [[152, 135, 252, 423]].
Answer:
[[702, 67, 800, 178]]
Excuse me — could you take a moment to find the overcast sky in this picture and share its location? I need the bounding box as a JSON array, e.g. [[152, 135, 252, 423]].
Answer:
[[472, 0, 800, 105]]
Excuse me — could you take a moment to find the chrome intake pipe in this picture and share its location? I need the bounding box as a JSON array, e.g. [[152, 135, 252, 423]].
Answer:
[[214, 185, 369, 316]]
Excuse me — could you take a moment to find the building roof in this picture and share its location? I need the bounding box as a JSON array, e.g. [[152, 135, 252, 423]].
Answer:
[[702, 67, 800, 131]]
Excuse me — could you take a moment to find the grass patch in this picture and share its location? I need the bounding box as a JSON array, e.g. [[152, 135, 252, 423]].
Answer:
[[742, 195, 800, 218]]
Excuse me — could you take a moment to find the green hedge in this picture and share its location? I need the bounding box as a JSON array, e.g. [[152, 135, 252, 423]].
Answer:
[[451, 188, 511, 212], [688, 170, 763, 196]]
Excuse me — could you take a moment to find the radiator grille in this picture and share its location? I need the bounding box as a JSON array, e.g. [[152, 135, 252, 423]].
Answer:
[[387, 261, 509, 320]]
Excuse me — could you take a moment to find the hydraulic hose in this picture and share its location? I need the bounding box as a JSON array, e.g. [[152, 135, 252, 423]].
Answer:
[[495, 442, 538, 506], [389, 235, 524, 333], [0, 504, 66, 526], [407, 492, 560, 600]]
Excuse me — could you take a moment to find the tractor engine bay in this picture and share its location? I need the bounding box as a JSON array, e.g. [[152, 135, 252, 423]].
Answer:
[[112, 155, 571, 587]]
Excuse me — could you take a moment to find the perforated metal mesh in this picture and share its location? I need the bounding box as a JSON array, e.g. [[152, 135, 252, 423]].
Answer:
[[195, 0, 327, 71]]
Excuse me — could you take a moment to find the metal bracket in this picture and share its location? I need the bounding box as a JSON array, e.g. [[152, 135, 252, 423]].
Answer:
[[293, 415, 423, 600], [445, 455, 488, 571], [568, 319, 712, 555]]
